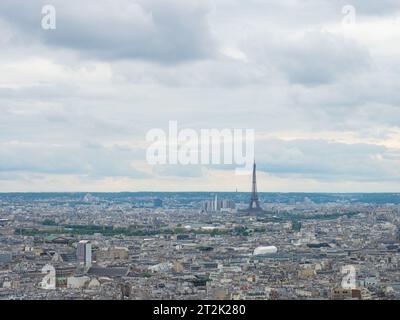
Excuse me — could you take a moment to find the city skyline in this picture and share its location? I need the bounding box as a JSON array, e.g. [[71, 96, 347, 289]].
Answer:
[[1, 191, 400, 300]]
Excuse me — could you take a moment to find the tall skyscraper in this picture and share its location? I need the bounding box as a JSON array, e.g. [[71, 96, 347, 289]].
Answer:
[[77, 240, 92, 268], [214, 194, 219, 211], [202, 195, 236, 213]]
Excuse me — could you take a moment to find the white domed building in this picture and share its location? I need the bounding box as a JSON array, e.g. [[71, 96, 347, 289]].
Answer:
[[253, 246, 278, 256]]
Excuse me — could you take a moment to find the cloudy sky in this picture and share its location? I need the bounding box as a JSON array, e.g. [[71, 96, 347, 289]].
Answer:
[[1, 0, 400, 192]]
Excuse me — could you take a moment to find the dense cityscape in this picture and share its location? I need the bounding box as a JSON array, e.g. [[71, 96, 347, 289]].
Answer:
[[1, 188, 400, 300]]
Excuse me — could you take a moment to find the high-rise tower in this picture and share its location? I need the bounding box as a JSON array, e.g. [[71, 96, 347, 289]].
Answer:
[[77, 240, 92, 268], [249, 161, 261, 211]]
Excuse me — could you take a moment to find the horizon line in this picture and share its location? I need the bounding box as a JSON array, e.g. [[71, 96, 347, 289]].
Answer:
[[0, 191, 399, 194]]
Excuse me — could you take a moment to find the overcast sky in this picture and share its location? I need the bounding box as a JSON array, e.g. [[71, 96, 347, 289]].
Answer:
[[1, 0, 400, 192]]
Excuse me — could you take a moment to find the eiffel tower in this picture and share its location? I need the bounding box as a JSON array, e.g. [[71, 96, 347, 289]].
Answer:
[[249, 160, 261, 211]]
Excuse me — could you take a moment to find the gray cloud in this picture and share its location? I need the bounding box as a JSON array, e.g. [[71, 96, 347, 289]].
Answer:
[[0, 0, 215, 63], [0, 0, 400, 191], [208, 138, 400, 182], [0, 142, 148, 178], [331, 0, 400, 15], [255, 139, 400, 182], [273, 32, 370, 85]]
